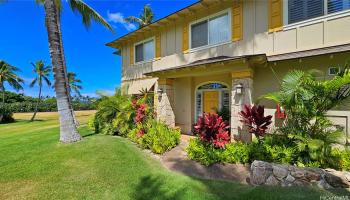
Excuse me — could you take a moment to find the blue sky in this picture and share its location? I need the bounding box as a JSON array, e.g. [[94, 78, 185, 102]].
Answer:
[[0, 0, 196, 97]]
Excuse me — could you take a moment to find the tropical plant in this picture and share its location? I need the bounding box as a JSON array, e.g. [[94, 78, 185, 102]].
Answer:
[[194, 113, 230, 148], [263, 67, 350, 167], [29, 60, 51, 121], [94, 89, 133, 135], [138, 119, 181, 154], [217, 106, 230, 122], [68, 72, 82, 96], [29, 0, 113, 143], [0, 60, 23, 122], [124, 4, 154, 28], [186, 138, 224, 166], [239, 104, 272, 142]]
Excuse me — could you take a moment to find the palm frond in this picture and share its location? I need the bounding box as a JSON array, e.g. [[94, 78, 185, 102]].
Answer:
[[68, 0, 114, 33], [30, 78, 38, 88], [43, 76, 52, 86], [124, 16, 143, 24]]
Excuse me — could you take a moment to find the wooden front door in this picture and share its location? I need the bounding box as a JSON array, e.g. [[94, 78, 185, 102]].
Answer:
[[203, 91, 219, 114]]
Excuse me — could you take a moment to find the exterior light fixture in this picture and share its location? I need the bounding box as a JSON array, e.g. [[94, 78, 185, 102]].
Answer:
[[235, 83, 243, 95], [157, 88, 163, 94]]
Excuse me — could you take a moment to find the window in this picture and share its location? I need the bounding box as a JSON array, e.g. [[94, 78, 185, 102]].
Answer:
[[287, 0, 350, 24], [135, 39, 155, 63], [329, 66, 340, 75], [328, 0, 350, 14], [190, 12, 230, 49]]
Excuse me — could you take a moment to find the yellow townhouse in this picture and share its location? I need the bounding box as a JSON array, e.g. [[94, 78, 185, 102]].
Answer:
[[107, 0, 350, 142]]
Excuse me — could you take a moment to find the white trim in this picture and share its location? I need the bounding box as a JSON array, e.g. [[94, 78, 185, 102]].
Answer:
[[134, 37, 156, 64], [188, 8, 232, 52], [283, 1, 350, 31], [329, 66, 341, 75], [194, 81, 230, 122]]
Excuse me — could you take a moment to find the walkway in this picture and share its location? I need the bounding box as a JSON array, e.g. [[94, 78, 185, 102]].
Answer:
[[159, 135, 251, 184]]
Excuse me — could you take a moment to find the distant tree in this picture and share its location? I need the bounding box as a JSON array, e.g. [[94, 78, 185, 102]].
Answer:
[[30, 60, 51, 121], [125, 4, 154, 28], [0, 60, 24, 121], [68, 72, 82, 96]]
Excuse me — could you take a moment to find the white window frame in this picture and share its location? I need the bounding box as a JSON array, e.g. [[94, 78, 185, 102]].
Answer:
[[134, 37, 155, 64], [189, 8, 232, 53], [329, 66, 341, 75], [194, 82, 230, 122], [283, 0, 350, 30]]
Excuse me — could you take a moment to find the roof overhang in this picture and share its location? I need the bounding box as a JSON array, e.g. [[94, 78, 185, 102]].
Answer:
[[145, 54, 267, 78], [267, 43, 350, 62], [106, 0, 223, 50]]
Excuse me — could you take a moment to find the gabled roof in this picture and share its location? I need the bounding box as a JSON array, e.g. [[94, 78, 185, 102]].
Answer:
[[106, 0, 216, 49]]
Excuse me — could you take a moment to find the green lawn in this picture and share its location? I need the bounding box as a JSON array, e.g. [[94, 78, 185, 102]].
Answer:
[[0, 111, 349, 200]]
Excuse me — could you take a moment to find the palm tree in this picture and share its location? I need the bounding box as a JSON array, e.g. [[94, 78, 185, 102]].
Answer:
[[0, 60, 24, 121], [124, 4, 154, 28], [68, 72, 82, 96], [29, 60, 51, 121], [41, 0, 113, 143]]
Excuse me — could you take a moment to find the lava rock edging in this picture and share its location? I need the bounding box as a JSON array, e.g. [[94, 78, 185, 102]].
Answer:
[[250, 160, 350, 189]]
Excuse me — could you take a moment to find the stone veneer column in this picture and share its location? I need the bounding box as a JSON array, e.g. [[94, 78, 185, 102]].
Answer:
[[231, 69, 254, 142], [156, 78, 175, 127]]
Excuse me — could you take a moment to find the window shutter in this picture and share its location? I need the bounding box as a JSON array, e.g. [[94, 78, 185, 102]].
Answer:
[[130, 44, 134, 65], [268, 0, 283, 32], [182, 23, 189, 53], [155, 34, 161, 59], [232, 0, 243, 41]]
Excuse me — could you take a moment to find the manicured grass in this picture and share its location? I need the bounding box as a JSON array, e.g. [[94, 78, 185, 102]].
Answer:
[[0, 111, 349, 199]]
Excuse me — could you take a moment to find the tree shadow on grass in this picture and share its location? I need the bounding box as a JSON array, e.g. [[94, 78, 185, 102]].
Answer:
[[131, 173, 350, 200], [131, 175, 186, 200]]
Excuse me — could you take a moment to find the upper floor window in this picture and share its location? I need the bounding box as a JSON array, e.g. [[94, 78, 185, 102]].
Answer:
[[135, 38, 154, 63], [288, 0, 350, 24], [190, 10, 230, 49]]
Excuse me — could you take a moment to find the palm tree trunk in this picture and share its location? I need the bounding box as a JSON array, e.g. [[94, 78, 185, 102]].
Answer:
[[56, 11, 79, 127], [31, 83, 42, 121], [0, 83, 4, 122], [44, 0, 81, 143]]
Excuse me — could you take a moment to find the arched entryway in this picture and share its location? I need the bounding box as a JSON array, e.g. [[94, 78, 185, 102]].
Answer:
[[195, 82, 230, 121]]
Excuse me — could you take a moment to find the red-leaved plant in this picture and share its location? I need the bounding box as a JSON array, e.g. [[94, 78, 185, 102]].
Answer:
[[132, 99, 148, 124], [239, 104, 272, 141], [194, 113, 230, 148]]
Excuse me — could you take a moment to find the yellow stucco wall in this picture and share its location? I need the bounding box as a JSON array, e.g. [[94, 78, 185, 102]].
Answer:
[[255, 52, 350, 110]]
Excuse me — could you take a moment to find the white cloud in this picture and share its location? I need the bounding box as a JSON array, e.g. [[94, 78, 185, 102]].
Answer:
[[107, 11, 137, 31]]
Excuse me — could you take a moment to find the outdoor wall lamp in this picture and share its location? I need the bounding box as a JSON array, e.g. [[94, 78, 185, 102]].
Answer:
[[235, 83, 243, 95], [157, 88, 163, 94]]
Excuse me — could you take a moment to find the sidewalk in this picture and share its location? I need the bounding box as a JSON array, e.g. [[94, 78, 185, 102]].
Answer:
[[160, 135, 250, 184]]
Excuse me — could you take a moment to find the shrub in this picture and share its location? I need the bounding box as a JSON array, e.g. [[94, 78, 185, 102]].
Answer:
[[94, 89, 135, 136], [239, 104, 272, 142], [128, 125, 143, 144], [223, 142, 250, 164], [0, 105, 14, 123], [139, 119, 181, 154], [194, 113, 230, 148], [186, 138, 224, 166], [263, 68, 350, 168], [340, 148, 350, 170]]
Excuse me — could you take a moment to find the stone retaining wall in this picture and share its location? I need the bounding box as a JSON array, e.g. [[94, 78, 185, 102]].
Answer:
[[250, 160, 350, 189]]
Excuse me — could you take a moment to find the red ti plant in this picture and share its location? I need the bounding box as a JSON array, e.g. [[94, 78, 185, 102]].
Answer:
[[194, 113, 230, 148], [132, 100, 148, 124], [239, 104, 272, 141]]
